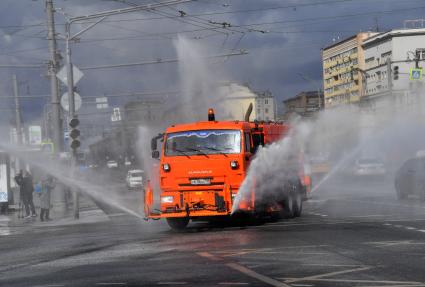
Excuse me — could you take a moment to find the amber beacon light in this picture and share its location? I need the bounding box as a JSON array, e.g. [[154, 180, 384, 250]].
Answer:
[[208, 108, 215, 121]]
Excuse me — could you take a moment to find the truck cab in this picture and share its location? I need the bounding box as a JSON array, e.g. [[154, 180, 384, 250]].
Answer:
[[145, 109, 308, 230]]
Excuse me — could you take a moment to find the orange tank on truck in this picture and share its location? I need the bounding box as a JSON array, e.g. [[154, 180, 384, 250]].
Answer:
[[144, 106, 312, 230]]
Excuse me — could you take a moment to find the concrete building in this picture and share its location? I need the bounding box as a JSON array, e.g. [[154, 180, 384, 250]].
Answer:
[[362, 28, 425, 102], [322, 32, 377, 108], [218, 83, 276, 121], [283, 91, 324, 119]]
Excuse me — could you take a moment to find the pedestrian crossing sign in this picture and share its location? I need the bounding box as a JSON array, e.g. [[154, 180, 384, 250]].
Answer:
[[409, 68, 423, 80]]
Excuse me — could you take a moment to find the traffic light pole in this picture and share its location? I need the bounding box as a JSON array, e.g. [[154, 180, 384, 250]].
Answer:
[[65, 22, 80, 219], [63, 0, 192, 220]]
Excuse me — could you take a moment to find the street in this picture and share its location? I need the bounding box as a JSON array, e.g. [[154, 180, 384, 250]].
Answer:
[[1, 175, 425, 287]]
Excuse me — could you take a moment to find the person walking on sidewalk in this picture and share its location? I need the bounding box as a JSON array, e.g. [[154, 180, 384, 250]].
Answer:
[[40, 175, 55, 221], [14, 170, 24, 218], [22, 170, 36, 218]]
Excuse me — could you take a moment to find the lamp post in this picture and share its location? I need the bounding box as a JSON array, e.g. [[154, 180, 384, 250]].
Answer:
[[63, 0, 191, 219]]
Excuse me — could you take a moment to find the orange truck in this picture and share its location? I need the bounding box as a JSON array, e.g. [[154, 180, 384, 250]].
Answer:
[[144, 107, 311, 230]]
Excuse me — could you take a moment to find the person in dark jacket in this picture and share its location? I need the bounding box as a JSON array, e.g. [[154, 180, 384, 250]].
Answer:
[[40, 175, 55, 221], [14, 170, 25, 218], [22, 170, 36, 218]]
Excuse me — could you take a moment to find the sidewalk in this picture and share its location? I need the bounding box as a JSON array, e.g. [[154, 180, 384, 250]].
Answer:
[[3, 195, 110, 229]]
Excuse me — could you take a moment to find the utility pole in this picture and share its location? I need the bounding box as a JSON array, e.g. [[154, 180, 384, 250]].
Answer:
[[46, 0, 62, 152], [387, 58, 392, 98], [13, 75, 22, 173], [13, 75, 23, 145], [63, 0, 191, 220]]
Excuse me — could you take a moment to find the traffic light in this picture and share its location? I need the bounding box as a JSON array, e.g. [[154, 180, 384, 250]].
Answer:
[[393, 66, 399, 80], [69, 118, 80, 150]]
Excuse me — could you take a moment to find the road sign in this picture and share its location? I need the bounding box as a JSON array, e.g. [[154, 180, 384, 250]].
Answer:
[[96, 97, 108, 109], [111, 107, 121, 122], [61, 92, 82, 112], [56, 65, 84, 86], [0, 162, 8, 203], [409, 68, 423, 80], [28, 126, 42, 146]]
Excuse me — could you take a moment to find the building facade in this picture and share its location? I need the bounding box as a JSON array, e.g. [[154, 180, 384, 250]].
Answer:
[[283, 91, 324, 119], [363, 28, 425, 101], [322, 32, 377, 108]]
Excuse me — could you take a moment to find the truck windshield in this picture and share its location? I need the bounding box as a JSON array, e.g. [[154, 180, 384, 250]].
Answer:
[[165, 129, 241, 156]]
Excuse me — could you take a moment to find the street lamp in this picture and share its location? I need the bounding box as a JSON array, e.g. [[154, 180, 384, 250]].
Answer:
[[62, 0, 191, 219]]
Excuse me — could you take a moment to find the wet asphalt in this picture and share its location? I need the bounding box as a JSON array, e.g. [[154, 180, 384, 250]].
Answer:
[[2, 174, 425, 287]]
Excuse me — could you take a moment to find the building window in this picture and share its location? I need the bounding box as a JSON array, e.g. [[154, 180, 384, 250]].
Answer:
[[265, 108, 269, 113], [265, 99, 268, 104]]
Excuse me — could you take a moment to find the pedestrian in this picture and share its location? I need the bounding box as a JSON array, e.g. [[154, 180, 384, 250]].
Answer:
[[14, 170, 24, 218], [22, 170, 36, 218], [40, 175, 55, 221]]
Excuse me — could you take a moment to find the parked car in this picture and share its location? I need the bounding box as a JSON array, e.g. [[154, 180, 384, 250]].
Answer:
[[395, 156, 425, 200], [106, 160, 118, 169], [126, 169, 144, 190], [354, 157, 386, 176]]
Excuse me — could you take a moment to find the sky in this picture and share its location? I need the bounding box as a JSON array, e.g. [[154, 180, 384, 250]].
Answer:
[[1, 0, 425, 127]]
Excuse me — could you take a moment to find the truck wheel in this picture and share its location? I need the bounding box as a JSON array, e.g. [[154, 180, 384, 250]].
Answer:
[[293, 190, 303, 217], [166, 218, 189, 231], [282, 193, 294, 219]]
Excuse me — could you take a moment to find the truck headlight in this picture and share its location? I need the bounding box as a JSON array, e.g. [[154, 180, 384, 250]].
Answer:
[[163, 163, 171, 172], [161, 196, 174, 203], [230, 160, 239, 169]]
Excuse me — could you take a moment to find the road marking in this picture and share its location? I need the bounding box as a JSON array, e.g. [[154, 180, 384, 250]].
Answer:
[[284, 266, 372, 283], [197, 251, 222, 261], [33, 285, 65, 287], [96, 284, 127, 286], [277, 278, 424, 285], [406, 227, 417, 230], [418, 230, 425, 233], [157, 282, 187, 285], [366, 240, 425, 247], [197, 252, 290, 287], [350, 214, 390, 218], [218, 283, 249, 285], [226, 262, 291, 287], [301, 264, 363, 267], [291, 284, 313, 287]]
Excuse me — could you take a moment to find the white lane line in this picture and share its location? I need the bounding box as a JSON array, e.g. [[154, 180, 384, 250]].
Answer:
[[284, 266, 373, 283], [277, 278, 424, 285], [197, 252, 290, 287], [33, 285, 65, 287], [96, 283, 127, 286], [417, 230, 425, 233], [197, 251, 222, 261], [157, 282, 187, 285], [383, 223, 393, 226], [406, 227, 417, 230], [291, 284, 313, 287], [218, 283, 249, 285], [226, 262, 291, 287]]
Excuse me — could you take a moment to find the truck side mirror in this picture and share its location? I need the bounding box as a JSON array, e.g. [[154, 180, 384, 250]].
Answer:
[[152, 150, 160, 159], [151, 138, 157, 151]]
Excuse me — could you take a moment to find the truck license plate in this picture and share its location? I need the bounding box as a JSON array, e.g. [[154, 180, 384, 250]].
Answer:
[[191, 178, 211, 185]]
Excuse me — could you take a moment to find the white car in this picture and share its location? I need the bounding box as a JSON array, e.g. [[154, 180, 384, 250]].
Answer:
[[106, 160, 118, 168], [126, 169, 144, 190], [354, 158, 386, 176]]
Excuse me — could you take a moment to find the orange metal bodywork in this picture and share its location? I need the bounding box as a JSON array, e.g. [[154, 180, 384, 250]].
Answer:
[[144, 120, 309, 220]]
